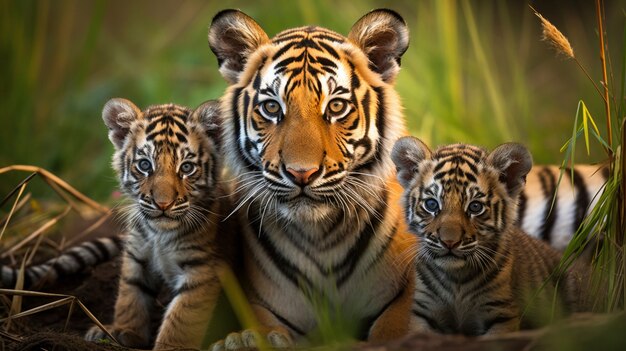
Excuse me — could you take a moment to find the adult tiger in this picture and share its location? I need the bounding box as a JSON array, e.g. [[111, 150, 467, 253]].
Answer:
[[207, 8, 605, 348], [208, 8, 415, 348]]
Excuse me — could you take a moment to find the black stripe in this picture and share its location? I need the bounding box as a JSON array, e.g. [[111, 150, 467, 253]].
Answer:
[[266, 306, 306, 336], [81, 244, 103, 261], [336, 188, 388, 287], [178, 257, 209, 270], [66, 251, 87, 270], [124, 277, 159, 298], [483, 314, 516, 332], [538, 167, 557, 242], [412, 308, 442, 331], [516, 191, 527, 226], [127, 251, 149, 271], [92, 239, 113, 261], [483, 299, 514, 308], [253, 225, 313, 289], [567, 168, 590, 233], [232, 88, 260, 172], [246, 283, 307, 336]]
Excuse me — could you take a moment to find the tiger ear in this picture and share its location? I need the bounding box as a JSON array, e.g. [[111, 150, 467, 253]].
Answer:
[[190, 100, 221, 145], [348, 9, 409, 83], [487, 143, 533, 197], [208, 9, 270, 84], [391, 136, 432, 188], [102, 98, 142, 150]]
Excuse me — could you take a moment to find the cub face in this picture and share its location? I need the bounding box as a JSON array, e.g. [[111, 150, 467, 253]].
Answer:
[[103, 99, 221, 231], [391, 136, 532, 269]]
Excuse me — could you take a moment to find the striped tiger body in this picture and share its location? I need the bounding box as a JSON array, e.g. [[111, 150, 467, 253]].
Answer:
[[208, 9, 415, 348], [391, 137, 589, 335], [84, 99, 231, 349], [518, 165, 607, 250]]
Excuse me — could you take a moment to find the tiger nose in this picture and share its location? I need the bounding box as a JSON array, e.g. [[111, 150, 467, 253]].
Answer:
[[154, 199, 175, 211], [286, 167, 320, 186], [442, 239, 461, 249]]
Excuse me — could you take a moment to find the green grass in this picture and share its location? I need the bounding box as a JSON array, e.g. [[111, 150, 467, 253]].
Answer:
[[1, 1, 618, 202]]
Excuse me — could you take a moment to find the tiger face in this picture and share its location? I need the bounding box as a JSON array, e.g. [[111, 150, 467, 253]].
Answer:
[[391, 137, 532, 270], [209, 9, 408, 222], [102, 99, 221, 232]]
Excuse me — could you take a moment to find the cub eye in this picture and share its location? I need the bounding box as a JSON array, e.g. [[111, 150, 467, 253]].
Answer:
[[468, 201, 484, 215], [180, 162, 196, 176], [423, 198, 440, 214], [260, 100, 281, 120], [326, 99, 349, 119], [137, 159, 152, 173]]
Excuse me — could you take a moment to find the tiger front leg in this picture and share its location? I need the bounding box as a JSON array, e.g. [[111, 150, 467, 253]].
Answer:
[[481, 315, 520, 335], [153, 267, 222, 350], [211, 303, 294, 351], [367, 274, 414, 341], [85, 252, 158, 348]]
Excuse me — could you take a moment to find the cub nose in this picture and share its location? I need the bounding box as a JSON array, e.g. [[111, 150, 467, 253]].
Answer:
[[154, 199, 175, 211], [442, 239, 461, 249], [286, 167, 320, 186]]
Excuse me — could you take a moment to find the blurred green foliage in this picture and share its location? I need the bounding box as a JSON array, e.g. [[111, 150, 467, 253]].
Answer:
[[0, 0, 622, 201]]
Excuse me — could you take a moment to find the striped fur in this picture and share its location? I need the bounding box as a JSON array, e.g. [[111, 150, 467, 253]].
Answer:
[[84, 99, 231, 349], [518, 165, 607, 250], [0, 236, 122, 289], [392, 137, 590, 335], [208, 9, 415, 348]]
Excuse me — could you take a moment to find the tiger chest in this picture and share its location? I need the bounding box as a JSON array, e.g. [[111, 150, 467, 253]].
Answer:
[[414, 274, 497, 335]]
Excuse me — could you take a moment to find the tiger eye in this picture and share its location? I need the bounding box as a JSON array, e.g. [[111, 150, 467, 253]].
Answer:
[[328, 99, 346, 114], [423, 198, 440, 213], [180, 162, 196, 175], [468, 201, 484, 215], [138, 159, 152, 172], [262, 101, 281, 116]]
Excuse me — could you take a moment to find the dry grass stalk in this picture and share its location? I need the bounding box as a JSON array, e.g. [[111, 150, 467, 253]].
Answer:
[[595, 0, 612, 150], [1, 205, 71, 259], [0, 193, 31, 228], [530, 5, 609, 134], [0, 288, 119, 344], [0, 180, 28, 242], [531, 7, 575, 59], [0, 165, 110, 214]]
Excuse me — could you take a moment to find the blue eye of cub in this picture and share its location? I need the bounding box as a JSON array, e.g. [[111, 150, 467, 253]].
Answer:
[[137, 159, 152, 172], [423, 198, 440, 213], [468, 201, 484, 215], [180, 162, 196, 175]]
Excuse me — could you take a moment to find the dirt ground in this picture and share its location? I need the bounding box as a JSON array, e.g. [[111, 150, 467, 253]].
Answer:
[[2, 214, 626, 351]]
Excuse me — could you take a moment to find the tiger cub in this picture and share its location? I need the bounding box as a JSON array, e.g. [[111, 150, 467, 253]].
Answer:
[[391, 136, 589, 335], [84, 99, 231, 349]]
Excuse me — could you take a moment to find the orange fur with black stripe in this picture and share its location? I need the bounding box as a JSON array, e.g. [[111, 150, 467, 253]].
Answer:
[[208, 9, 416, 349]]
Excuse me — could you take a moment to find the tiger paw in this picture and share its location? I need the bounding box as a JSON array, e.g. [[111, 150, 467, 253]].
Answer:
[[84, 324, 150, 349], [211, 328, 293, 350]]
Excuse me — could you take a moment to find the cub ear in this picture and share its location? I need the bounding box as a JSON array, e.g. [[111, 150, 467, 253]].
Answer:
[[348, 9, 409, 83], [391, 136, 431, 188], [190, 100, 221, 144], [208, 9, 270, 84], [102, 98, 141, 149], [487, 143, 533, 197]]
